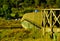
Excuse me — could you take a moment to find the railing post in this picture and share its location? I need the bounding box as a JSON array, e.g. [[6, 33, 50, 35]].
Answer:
[[50, 9, 54, 39], [42, 10, 46, 36]]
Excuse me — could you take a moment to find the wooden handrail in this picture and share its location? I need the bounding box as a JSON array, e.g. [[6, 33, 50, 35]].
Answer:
[[40, 9, 60, 10]]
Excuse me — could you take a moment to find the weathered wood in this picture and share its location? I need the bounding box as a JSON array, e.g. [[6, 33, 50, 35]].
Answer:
[[41, 9, 60, 39], [40, 9, 60, 10]]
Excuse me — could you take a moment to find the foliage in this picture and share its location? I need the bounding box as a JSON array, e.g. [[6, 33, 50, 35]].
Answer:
[[3, 4, 8, 11], [0, 0, 60, 19], [56, 0, 60, 8], [34, 0, 39, 6]]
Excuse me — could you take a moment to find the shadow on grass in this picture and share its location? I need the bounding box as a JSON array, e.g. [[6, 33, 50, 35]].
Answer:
[[0, 27, 23, 29]]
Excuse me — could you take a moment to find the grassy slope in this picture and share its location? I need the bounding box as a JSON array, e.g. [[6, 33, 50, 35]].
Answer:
[[0, 12, 60, 41], [21, 12, 60, 41], [0, 28, 54, 41], [0, 17, 21, 28], [21, 12, 43, 29]]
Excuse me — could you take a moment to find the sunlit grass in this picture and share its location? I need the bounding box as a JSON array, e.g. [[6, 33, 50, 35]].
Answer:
[[21, 12, 60, 41], [21, 12, 43, 28], [0, 12, 60, 41], [0, 17, 21, 28]]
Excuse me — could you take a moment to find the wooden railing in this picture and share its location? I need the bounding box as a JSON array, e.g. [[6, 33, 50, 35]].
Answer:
[[40, 9, 60, 39], [40, 9, 60, 27]]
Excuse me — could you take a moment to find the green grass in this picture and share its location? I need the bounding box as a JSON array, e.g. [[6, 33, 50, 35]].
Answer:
[[0, 17, 21, 28], [1, 28, 60, 41], [21, 12, 60, 41], [0, 12, 60, 41], [0, 28, 50, 41]]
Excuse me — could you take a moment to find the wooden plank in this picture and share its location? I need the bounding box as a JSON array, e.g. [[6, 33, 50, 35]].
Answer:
[[45, 28, 60, 33], [40, 9, 60, 10]]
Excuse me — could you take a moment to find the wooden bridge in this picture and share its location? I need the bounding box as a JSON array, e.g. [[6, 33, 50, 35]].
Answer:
[[40, 9, 60, 39]]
